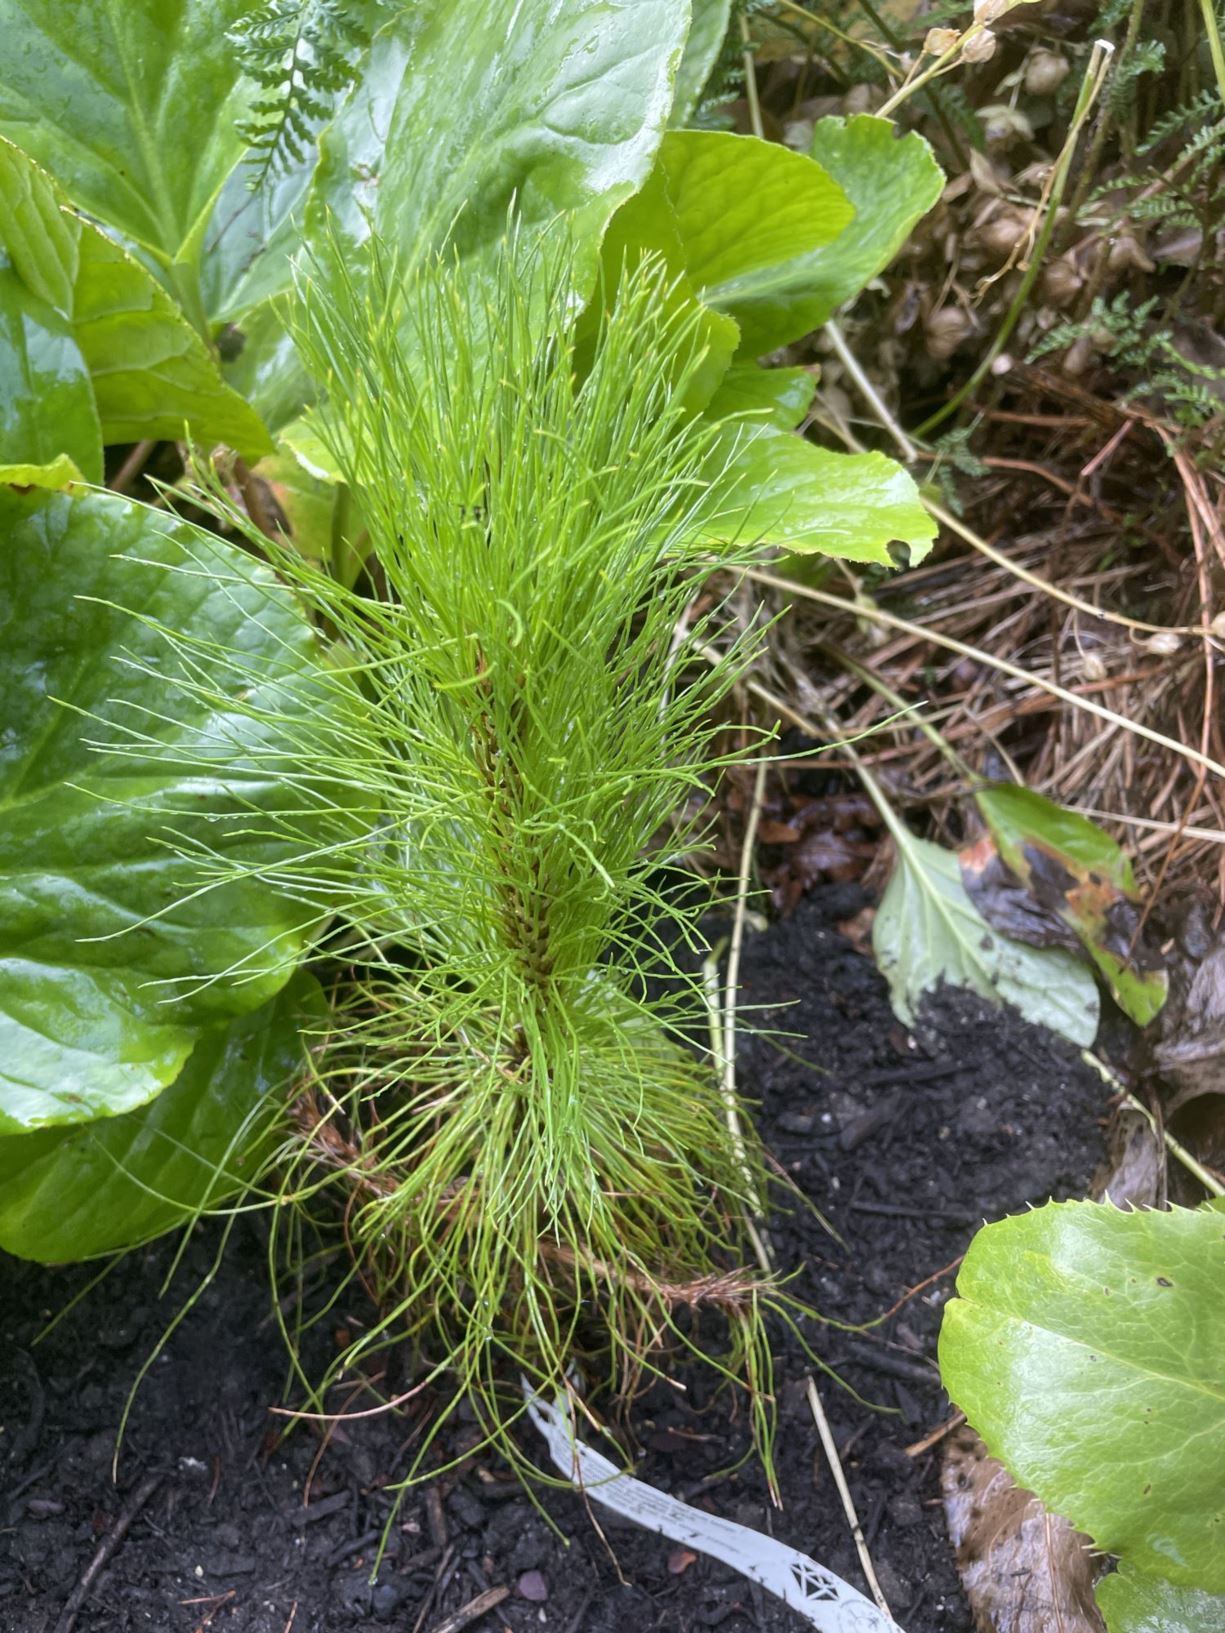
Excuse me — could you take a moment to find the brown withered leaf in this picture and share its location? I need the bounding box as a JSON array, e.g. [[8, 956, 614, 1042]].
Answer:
[[943, 1427, 1105, 1633], [963, 785, 1167, 1027], [1153, 929, 1225, 1104], [836, 904, 876, 957], [762, 793, 880, 911], [1090, 1110, 1163, 1210], [958, 833, 1082, 953]]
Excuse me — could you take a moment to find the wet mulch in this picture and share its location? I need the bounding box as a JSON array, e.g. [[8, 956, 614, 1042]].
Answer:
[[0, 886, 1109, 1633]]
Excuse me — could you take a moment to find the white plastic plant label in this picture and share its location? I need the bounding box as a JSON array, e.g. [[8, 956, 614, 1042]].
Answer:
[[525, 1386, 905, 1633]]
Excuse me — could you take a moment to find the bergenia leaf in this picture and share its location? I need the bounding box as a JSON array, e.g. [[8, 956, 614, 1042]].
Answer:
[[940, 1202, 1225, 1614], [311, 0, 691, 298], [0, 454, 86, 490], [705, 364, 816, 430], [669, 0, 732, 126], [0, 138, 272, 460], [703, 422, 936, 565], [0, 266, 103, 483], [606, 130, 853, 359], [1096, 1568, 1225, 1633], [787, 114, 946, 333], [0, 975, 322, 1261], [872, 830, 1100, 1045], [970, 783, 1168, 1026], [0, 0, 251, 314], [0, 487, 346, 1134]]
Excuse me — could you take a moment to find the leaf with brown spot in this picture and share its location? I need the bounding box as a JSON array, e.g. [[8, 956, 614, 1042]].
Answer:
[[943, 1427, 1105, 1633], [966, 785, 1167, 1027]]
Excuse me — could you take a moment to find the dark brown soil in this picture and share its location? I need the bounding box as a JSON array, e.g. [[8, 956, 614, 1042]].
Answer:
[[0, 886, 1109, 1633]]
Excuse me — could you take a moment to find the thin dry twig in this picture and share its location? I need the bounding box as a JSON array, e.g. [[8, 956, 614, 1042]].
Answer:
[[805, 1376, 895, 1620], [428, 1585, 511, 1633], [55, 1473, 162, 1633]]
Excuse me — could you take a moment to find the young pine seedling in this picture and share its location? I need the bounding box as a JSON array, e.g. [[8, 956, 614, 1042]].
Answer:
[[164, 235, 788, 1481]]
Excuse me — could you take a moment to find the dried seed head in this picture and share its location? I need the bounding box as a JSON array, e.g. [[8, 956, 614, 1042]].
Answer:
[[924, 26, 961, 55], [925, 306, 975, 360], [978, 207, 1032, 259], [1025, 48, 1071, 95], [1041, 256, 1084, 306], [962, 29, 998, 63], [1107, 234, 1156, 273], [1140, 632, 1184, 656], [974, 0, 1009, 20], [981, 103, 1035, 145], [1063, 335, 1097, 376], [969, 148, 1006, 195]]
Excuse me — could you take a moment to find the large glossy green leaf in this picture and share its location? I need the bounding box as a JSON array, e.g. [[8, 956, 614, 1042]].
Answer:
[[0, 975, 321, 1262], [670, 0, 732, 125], [0, 138, 270, 459], [606, 130, 853, 360], [780, 114, 945, 334], [703, 421, 936, 564], [940, 1203, 1225, 1599], [705, 363, 816, 429], [74, 230, 271, 456], [0, 487, 341, 1134], [1097, 1569, 1225, 1633], [312, 0, 690, 293], [873, 830, 1100, 1044], [0, 0, 250, 326], [0, 266, 102, 483], [203, 167, 313, 327]]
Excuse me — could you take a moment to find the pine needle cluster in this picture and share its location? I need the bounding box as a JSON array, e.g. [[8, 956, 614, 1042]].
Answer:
[[152, 235, 788, 1479]]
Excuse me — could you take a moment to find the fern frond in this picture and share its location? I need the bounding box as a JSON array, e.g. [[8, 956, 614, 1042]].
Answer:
[[229, 0, 375, 189]]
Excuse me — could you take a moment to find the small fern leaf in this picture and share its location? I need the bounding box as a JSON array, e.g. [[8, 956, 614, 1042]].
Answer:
[[229, 0, 373, 190]]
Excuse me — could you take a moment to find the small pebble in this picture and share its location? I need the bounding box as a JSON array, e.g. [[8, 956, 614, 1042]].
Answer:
[[371, 1579, 405, 1619], [517, 1570, 549, 1602]]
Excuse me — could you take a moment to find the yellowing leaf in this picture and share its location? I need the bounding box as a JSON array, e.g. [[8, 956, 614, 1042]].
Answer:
[[970, 784, 1168, 1027]]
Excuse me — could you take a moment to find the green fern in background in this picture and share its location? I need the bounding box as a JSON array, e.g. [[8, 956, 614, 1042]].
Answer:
[[1032, 292, 1225, 436], [228, 0, 377, 186]]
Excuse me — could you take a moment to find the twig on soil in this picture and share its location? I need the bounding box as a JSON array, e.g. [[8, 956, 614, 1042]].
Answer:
[[55, 1471, 162, 1633], [182, 1589, 237, 1633], [739, 11, 765, 141], [825, 321, 917, 463], [428, 1585, 511, 1633], [870, 1254, 965, 1327], [560, 1589, 596, 1633], [926, 493, 1217, 638], [805, 1377, 895, 1621], [109, 439, 156, 495], [904, 1413, 966, 1459]]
